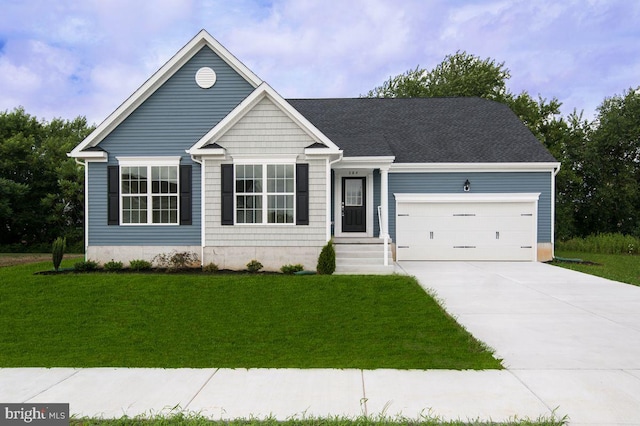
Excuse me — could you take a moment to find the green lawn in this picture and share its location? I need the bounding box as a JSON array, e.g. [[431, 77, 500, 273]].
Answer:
[[0, 260, 501, 370], [553, 250, 640, 287]]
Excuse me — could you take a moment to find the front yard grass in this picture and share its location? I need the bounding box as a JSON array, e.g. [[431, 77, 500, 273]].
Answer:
[[553, 250, 640, 287], [0, 260, 501, 370]]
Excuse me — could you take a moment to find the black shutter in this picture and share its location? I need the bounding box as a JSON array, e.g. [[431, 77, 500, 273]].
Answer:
[[180, 165, 192, 225], [107, 166, 119, 225], [221, 164, 234, 225], [296, 163, 309, 225]]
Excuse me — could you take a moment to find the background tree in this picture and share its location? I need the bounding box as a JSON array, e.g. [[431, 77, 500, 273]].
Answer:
[[367, 51, 510, 101], [580, 88, 640, 237], [0, 108, 92, 250]]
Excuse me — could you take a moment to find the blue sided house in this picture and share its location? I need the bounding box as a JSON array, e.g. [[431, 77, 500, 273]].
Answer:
[[69, 30, 560, 273]]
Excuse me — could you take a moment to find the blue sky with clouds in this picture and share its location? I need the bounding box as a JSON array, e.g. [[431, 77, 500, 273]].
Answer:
[[0, 0, 638, 125]]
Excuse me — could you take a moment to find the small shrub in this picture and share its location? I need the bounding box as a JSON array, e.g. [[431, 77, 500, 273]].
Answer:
[[203, 262, 219, 273], [246, 259, 263, 273], [316, 239, 336, 275], [103, 260, 123, 272], [153, 250, 200, 271], [52, 237, 66, 272], [74, 260, 98, 272], [129, 259, 152, 271], [281, 264, 304, 274]]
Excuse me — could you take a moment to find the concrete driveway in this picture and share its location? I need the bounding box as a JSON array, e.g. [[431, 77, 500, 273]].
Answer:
[[398, 261, 640, 424]]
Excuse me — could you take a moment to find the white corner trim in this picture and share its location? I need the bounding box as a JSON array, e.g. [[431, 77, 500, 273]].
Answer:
[[116, 156, 182, 166], [188, 82, 341, 154], [389, 162, 561, 173], [69, 30, 263, 157], [393, 193, 541, 203]]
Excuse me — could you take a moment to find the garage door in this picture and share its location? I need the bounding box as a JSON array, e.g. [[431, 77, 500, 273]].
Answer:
[[395, 193, 540, 261]]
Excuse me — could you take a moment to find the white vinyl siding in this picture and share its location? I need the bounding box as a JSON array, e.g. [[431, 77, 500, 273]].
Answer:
[[203, 97, 327, 247]]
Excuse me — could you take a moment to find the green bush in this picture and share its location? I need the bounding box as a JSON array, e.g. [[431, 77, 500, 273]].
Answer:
[[52, 237, 66, 272], [202, 262, 219, 273], [316, 239, 336, 275], [557, 233, 640, 255], [129, 259, 152, 271], [281, 264, 304, 274], [74, 260, 98, 272], [246, 259, 263, 273], [103, 260, 123, 272]]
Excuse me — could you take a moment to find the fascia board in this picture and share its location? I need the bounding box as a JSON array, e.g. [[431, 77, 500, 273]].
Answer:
[[332, 156, 396, 169], [188, 82, 341, 154], [70, 30, 263, 157], [389, 162, 561, 173], [67, 151, 108, 162]]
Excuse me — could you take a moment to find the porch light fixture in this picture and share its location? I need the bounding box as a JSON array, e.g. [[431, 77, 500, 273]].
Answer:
[[463, 179, 471, 192]]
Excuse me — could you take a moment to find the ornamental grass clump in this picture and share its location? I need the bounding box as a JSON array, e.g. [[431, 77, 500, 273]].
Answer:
[[52, 237, 66, 272]]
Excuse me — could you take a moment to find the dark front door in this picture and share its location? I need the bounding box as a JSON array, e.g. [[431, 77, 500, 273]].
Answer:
[[342, 177, 366, 232]]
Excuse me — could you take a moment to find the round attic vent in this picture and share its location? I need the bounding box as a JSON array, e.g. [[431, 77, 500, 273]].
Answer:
[[195, 67, 216, 89]]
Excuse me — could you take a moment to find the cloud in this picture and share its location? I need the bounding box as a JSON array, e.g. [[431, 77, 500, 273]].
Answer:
[[0, 0, 638, 123]]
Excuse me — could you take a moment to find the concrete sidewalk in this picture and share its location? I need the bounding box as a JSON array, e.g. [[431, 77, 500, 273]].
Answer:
[[0, 367, 555, 421], [2, 262, 640, 424]]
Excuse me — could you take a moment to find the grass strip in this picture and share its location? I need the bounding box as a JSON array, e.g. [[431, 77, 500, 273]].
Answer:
[[0, 260, 500, 370], [70, 413, 567, 426], [553, 250, 640, 287]]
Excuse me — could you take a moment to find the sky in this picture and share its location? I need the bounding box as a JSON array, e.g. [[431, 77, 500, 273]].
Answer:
[[0, 0, 638, 125]]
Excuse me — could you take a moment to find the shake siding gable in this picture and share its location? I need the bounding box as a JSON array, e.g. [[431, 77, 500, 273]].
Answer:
[[87, 46, 254, 246], [204, 97, 327, 247], [388, 171, 553, 244]]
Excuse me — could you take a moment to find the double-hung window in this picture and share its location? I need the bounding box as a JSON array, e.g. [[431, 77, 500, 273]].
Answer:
[[117, 158, 180, 225], [235, 163, 295, 224]]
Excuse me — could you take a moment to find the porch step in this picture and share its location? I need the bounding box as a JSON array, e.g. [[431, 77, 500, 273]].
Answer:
[[334, 240, 395, 275]]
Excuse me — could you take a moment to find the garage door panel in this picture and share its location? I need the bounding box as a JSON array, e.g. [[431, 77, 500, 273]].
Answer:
[[395, 196, 537, 261]]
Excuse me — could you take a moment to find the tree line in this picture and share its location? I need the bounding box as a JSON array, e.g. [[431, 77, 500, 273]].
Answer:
[[367, 51, 640, 240], [1, 52, 638, 250], [0, 108, 93, 251]]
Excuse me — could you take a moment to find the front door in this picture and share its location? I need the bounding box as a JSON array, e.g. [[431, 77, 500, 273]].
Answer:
[[342, 177, 366, 232]]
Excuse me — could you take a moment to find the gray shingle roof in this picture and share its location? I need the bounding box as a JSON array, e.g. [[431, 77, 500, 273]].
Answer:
[[287, 97, 557, 163]]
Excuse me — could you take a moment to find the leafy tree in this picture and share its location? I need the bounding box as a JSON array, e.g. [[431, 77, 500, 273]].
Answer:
[[580, 88, 640, 237], [367, 51, 511, 101], [0, 108, 92, 249]]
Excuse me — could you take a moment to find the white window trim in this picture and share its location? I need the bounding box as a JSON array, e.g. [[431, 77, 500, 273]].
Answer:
[[118, 157, 181, 226], [233, 161, 297, 225]]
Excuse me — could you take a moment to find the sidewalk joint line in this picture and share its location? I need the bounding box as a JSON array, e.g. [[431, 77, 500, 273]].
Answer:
[[184, 368, 219, 410], [360, 369, 368, 417], [25, 368, 80, 403]]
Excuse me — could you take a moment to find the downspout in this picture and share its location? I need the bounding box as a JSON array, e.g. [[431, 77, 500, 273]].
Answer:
[[190, 154, 205, 266], [74, 158, 89, 260], [551, 163, 561, 260]]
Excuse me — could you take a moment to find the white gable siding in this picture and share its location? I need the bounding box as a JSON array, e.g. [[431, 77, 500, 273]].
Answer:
[[204, 97, 327, 249], [216, 97, 318, 154]]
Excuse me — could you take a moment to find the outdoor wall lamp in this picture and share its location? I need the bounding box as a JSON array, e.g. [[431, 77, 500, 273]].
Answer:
[[463, 179, 471, 192]]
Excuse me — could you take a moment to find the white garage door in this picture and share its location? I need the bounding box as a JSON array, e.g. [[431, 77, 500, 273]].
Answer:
[[395, 193, 540, 261]]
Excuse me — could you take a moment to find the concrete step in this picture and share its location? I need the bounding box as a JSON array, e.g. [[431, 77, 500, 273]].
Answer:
[[336, 257, 392, 266], [335, 264, 396, 275]]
